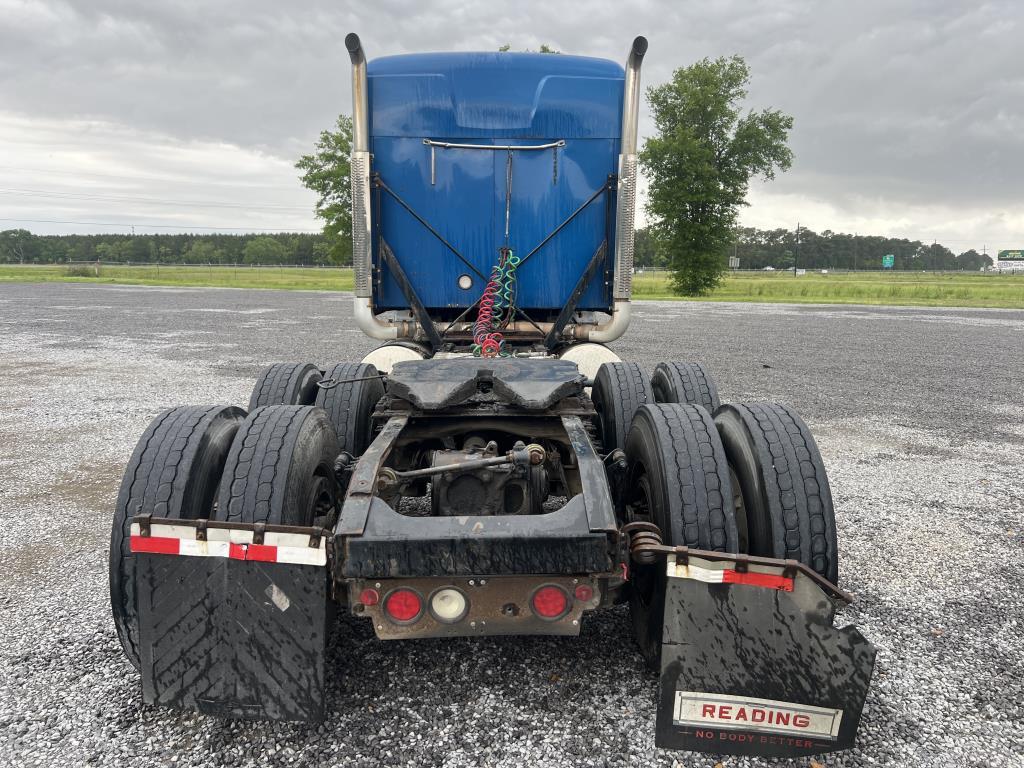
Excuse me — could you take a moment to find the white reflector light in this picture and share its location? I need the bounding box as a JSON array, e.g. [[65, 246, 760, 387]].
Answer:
[[430, 588, 468, 623]]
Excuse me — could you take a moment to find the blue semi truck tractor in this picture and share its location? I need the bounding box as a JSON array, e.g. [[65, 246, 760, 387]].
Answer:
[[109, 34, 876, 759]]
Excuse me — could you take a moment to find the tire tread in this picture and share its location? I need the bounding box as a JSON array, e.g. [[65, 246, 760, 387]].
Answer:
[[593, 362, 653, 452], [652, 361, 720, 412], [315, 362, 384, 456], [218, 405, 307, 525], [110, 404, 243, 669], [634, 403, 737, 551], [720, 402, 838, 582], [249, 362, 321, 411]]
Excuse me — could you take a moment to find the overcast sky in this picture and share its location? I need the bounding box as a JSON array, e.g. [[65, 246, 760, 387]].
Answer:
[[1, 0, 1021, 253]]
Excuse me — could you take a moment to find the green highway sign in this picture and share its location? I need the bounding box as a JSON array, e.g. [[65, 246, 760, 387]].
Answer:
[[997, 250, 1023, 261], [882, 254, 895, 269]]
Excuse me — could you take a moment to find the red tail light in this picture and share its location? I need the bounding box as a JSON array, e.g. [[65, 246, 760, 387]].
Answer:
[[531, 585, 569, 619], [384, 588, 423, 623]]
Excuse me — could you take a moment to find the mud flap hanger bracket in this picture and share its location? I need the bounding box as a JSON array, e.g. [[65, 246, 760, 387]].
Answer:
[[622, 521, 854, 603]]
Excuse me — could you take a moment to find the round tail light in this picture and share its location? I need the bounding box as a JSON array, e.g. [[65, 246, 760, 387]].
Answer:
[[430, 587, 469, 623], [383, 588, 423, 623], [531, 585, 569, 620], [358, 588, 380, 606]]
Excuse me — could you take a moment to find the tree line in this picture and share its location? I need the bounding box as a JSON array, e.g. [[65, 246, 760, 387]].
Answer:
[[0, 230, 336, 266], [2, 225, 991, 273], [634, 226, 992, 272]]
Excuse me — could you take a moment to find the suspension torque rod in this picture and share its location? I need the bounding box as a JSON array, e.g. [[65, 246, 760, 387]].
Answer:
[[381, 444, 544, 483], [387, 452, 521, 481]]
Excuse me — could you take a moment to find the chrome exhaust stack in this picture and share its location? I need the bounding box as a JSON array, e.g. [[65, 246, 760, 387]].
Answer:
[[346, 33, 397, 340], [577, 35, 646, 343], [615, 34, 647, 301]]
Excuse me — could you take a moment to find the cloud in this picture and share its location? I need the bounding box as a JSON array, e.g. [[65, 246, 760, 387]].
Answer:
[[0, 0, 1021, 251], [0, 113, 317, 233]]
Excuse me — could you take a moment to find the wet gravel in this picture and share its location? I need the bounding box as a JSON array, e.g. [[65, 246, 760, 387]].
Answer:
[[1, 283, 1022, 768]]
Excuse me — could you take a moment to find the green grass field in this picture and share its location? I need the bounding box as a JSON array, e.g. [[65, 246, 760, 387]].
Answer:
[[633, 270, 1024, 308], [0, 263, 355, 292], [1, 263, 1022, 308]]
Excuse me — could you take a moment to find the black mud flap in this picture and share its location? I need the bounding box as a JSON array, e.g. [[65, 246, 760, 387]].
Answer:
[[655, 552, 875, 758], [133, 527, 329, 722]]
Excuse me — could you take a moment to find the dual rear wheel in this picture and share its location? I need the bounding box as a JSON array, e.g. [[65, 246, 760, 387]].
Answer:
[[592, 361, 839, 669], [109, 361, 383, 668]]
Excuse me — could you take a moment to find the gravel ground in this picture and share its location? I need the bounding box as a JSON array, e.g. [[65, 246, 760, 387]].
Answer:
[[0, 283, 1022, 768]]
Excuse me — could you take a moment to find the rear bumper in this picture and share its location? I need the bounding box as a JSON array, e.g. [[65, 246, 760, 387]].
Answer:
[[350, 573, 602, 639]]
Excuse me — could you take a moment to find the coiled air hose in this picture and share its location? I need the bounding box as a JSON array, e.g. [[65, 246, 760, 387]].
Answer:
[[472, 249, 519, 357]]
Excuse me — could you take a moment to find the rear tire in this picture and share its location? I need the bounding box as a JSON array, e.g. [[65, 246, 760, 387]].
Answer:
[[109, 404, 245, 669], [249, 362, 322, 410], [591, 362, 653, 452], [651, 361, 720, 412], [315, 362, 384, 457], [715, 403, 839, 584], [625, 403, 739, 670], [216, 405, 340, 526]]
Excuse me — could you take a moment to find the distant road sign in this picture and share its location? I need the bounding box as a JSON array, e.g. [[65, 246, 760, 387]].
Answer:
[[882, 254, 895, 269], [996, 250, 1024, 271], [728, 256, 740, 269]]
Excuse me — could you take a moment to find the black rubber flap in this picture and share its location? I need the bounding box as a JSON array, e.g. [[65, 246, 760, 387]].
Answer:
[[388, 358, 585, 410], [136, 554, 328, 722], [655, 555, 875, 757]]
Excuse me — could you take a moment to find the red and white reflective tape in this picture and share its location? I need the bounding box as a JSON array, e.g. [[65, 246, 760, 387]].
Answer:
[[666, 555, 793, 592], [129, 522, 326, 567]]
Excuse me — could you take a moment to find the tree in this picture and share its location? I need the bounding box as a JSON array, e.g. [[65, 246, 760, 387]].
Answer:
[[182, 240, 225, 264], [498, 44, 559, 53], [94, 240, 133, 262], [243, 236, 288, 265], [296, 115, 353, 265], [956, 249, 992, 271], [640, 56, 793, 294], [633, 226, 663, 268], [0, 229, 37, 263]]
